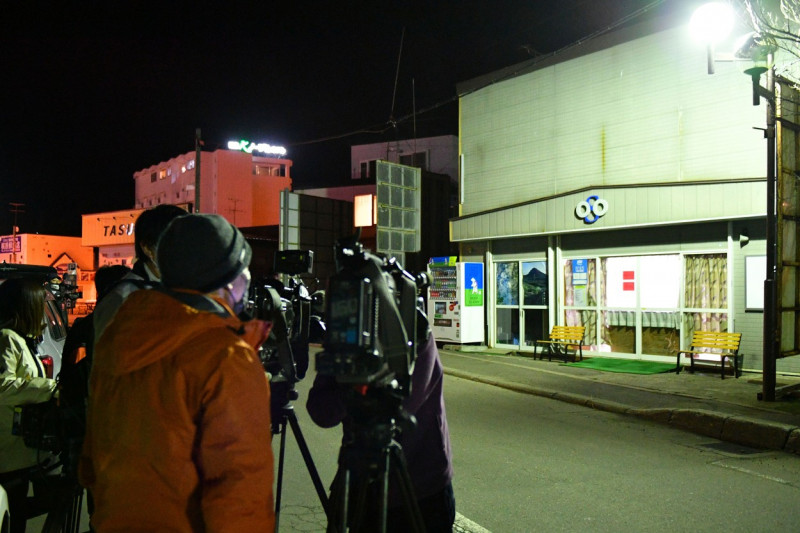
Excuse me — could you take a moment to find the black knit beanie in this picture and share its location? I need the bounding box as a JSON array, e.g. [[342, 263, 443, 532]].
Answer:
[[157, 214, 252, 293]]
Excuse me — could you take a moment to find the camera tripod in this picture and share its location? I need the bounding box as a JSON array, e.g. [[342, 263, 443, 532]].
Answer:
[[327, 417, 425, 533], [40, 477, 84, 533], [271, 384, 330, 532]]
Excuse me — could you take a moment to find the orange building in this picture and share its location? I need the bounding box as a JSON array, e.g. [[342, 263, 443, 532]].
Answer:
[[133, 145, 292, 227]]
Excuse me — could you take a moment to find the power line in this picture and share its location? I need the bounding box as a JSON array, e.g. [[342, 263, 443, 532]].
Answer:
[[288, 0, 666, 148]]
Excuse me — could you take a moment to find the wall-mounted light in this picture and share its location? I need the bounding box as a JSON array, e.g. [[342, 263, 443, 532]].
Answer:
[[739, 229, 750, 246]]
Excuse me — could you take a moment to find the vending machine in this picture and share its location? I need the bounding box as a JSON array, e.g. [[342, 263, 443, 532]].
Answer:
[[427, 257, 485, 343]]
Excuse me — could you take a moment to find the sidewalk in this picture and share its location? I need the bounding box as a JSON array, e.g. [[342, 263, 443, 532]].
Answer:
[[438, 345, 800, 454]]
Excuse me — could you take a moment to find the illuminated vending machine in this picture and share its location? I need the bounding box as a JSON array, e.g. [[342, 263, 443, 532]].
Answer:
[[427, 257, 485, 343]]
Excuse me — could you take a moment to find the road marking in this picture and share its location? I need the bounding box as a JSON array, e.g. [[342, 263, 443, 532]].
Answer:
[[713, 461, 798, 487], [455, 512, 492, 533]]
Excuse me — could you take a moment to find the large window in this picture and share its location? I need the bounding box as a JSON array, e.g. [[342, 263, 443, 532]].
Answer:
[[563, 253, 726, 357]]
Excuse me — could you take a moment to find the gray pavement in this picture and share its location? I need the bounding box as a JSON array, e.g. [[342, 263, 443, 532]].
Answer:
[[438, 344, 800, 454]]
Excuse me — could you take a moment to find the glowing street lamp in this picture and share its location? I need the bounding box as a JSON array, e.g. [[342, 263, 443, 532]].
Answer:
[[689, 1, 735, 74]]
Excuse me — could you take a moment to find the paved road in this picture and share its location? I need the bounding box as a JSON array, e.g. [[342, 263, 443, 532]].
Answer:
[[27, 370, 800, 532], [261, 371, 800, 532], [445, 373, 800, 532]]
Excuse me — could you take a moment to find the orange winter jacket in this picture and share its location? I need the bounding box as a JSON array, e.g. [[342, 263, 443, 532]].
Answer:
[[79, 289, 275, 532]]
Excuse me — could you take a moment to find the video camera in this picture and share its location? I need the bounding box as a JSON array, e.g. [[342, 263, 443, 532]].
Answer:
[[248, 250, 325, 389], [316, 234, 430, 396]]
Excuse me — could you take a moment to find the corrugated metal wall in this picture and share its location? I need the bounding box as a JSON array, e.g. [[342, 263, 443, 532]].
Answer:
[[459, 25, 765, 217]]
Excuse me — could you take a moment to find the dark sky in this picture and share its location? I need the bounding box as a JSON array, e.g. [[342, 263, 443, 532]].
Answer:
[[1, 0, 673, 236]]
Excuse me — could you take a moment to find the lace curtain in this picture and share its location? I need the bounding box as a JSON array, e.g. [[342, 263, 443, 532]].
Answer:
[[683, 254, 728, 339]]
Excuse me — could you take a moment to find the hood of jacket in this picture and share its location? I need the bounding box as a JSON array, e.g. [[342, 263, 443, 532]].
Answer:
[[94, 289, 270, 377]]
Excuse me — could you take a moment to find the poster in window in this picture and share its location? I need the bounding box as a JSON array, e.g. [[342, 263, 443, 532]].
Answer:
[[745, 255, 766, 310], [572, 259, 588, 285], [522, 261, 547, 305], [496, 262, 518, 306]]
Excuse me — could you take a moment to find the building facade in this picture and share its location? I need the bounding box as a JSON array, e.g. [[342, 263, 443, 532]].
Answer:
[[453, 17, 799, 375], [350, 135, 458, 183], [299, 136, 458, 273], [133, 148, 292, 227]]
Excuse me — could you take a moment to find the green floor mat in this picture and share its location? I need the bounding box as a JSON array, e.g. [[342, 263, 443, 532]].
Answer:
[[563, 357, 677, 375]]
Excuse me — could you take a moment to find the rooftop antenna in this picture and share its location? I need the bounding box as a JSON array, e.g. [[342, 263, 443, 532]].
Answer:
[[9, 202, 24, 264], [387, 27, 406, 160], [412, 77, 417, 165]]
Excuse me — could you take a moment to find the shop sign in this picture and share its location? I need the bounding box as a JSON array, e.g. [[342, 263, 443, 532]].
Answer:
[[0, 236, 21, 253], [104, 223, 135, 237], [575, 195, 609, 224], [429, 256, 457, 266]]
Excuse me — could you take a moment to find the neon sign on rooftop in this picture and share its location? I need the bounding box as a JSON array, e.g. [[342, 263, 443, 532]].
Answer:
[[227, 139, 287, 156]]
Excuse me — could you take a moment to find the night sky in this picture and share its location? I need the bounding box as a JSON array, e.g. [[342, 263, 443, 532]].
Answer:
[[2, 0, 676, 236]]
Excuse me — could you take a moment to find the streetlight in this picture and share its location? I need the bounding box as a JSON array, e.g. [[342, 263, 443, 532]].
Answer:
[[691, 3, 778, 400], [689, 2, 735, 73], [735, 32, 778, 401]]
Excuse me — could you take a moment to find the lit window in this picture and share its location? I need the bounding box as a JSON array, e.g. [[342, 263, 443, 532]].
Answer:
[[159, 169, 167, 180], [354, 194, 377, 227]]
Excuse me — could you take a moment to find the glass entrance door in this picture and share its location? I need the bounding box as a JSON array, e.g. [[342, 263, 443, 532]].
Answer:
[[494, 260, 549, 350]]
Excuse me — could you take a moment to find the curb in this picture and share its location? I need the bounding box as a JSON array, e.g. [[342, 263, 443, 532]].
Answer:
[[443, 367, 800, 454]]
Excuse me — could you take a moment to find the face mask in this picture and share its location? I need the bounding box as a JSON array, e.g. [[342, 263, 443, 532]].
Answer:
[[228, 268, 252, 316]]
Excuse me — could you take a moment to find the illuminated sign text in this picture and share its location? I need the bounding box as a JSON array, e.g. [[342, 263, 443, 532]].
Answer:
[[227, 140, 287, 156]]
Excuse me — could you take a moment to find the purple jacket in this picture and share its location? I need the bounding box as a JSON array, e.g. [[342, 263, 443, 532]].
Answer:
[[306, 334, 453, 501]]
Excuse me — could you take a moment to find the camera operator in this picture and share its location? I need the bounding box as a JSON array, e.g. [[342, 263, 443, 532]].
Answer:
[[59, 264, 131, 486], [307, 331, 456, 532], [93, 203, 186, 340], [79, 214, 275, 532], [0, 278, 58, 533]]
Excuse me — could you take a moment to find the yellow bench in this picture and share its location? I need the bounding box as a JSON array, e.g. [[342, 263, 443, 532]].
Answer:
[[536, 325, 585, 362], [675, 331, 742, 380]]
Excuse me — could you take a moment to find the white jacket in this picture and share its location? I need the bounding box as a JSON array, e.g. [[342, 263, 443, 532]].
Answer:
[[0, 328, 57, 473]]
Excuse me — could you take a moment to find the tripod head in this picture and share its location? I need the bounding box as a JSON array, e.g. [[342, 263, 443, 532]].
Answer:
[[339, 384, 417, 456]]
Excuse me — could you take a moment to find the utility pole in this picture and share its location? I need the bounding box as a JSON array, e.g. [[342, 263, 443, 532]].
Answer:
[[761, 55, 777, 401], [9, 202, 24, 264], [195, 128, 202, 213]]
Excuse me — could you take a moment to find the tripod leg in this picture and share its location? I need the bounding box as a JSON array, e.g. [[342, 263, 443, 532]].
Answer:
[[274, 420, 288, 531], [328, 467, 350, 533], [388, 444, 426, 533], [377, 448, 391, 533], [286, 409, 330, 514]]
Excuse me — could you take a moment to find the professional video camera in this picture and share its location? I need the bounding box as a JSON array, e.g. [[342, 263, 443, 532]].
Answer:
[[317, 234, 430, 396], [248, 250, 325, 386]]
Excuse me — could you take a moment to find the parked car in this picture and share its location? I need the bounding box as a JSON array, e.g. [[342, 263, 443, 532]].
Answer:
[[0, 484, 9, 533], [0, 263, 71, 378]]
